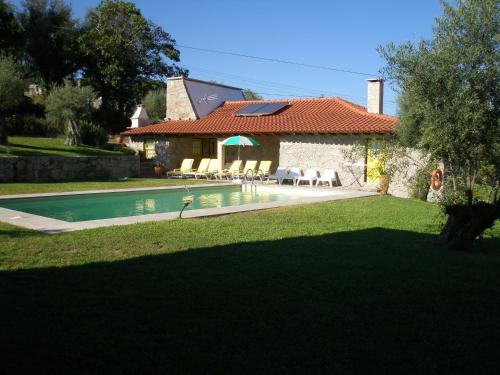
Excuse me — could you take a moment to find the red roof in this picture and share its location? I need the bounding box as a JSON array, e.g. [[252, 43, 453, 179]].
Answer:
[[121, 97, 397, 136]]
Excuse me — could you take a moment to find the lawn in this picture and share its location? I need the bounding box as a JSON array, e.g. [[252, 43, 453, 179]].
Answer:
[[0, 177, 219, 195], [1, 196, 499, 373], [0, 136, 127, 156]]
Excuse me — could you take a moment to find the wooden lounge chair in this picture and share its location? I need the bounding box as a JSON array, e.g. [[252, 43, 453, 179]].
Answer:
[[296, 168, 319, 186], [316, 169, 336, 188], [166, 159, 194, 178], [183, 158, 210, 178], [256, 160, 272, 181], [216, 160, 243, 180]]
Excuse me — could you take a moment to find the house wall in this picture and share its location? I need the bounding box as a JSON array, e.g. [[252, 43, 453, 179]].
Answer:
[[279, 134, 370, 187], [224, 135, 280, 173], [279, 134, 426, 197]]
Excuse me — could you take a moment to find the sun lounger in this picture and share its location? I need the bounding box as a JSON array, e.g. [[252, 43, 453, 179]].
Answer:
[[195, 159, 219, 179], [166, 158, 194, 178], [296, 168, 319, 186], [183, 158, 210, 178], [256, 160, 272, 181], [234, 160, 258, 179], [316, 169, 336, 188], [266, 167, 288, 184], [216, 160, 243, 179]]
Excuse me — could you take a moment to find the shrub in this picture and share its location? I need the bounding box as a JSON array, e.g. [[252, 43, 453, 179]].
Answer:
[[80, 120, 108, 147]]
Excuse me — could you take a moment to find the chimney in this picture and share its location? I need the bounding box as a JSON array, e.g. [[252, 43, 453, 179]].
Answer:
[[367, 78, 384, 114], [130, 104, 150, 128]]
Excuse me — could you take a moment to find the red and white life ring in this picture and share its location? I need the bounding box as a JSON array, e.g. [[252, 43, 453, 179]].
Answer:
[[430, 169, 443, 191]]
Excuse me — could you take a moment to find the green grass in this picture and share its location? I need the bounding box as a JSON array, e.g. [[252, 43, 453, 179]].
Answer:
[[0, 136, 125, 156], [0, 196, 499, 373], [0, 178, 218, 195]]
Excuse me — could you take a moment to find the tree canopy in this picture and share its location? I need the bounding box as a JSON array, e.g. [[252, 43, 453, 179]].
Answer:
[[18, 0, 81, 86], [243, 88, 263, 100], [379, 0, 499, 249], [0, 55, 26, 144], [0, 0, 24, 56], [79, 0, 187, 131], [143, 88, 166, 123]]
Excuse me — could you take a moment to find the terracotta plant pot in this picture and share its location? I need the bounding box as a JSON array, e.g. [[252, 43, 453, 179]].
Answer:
[[154, 166, 163, 177], [379, 175, 389, 195]]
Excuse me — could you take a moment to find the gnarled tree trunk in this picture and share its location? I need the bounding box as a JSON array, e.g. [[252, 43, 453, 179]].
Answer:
[[65, 118, 81, 146], [440, 200, 500, 250]]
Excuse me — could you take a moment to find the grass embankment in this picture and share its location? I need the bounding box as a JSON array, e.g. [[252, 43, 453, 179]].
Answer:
[[0, 136, 125, 156], [1, 196, 499, 373], [0, 178, 219, 195]]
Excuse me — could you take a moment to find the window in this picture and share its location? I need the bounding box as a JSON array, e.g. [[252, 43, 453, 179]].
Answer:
[[144, 139, 156, 159]]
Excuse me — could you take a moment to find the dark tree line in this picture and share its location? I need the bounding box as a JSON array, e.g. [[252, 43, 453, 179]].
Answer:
[[0, 0, 187, 139]]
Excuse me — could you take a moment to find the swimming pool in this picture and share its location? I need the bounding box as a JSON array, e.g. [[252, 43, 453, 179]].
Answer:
[[0, 185, 297, 222], [0, 184, 375, 233]]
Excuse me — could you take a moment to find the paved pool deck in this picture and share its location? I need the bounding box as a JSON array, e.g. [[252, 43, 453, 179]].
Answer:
[[0, 183, 377, 234]]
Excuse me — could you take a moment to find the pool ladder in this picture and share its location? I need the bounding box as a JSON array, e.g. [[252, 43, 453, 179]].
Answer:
[[243, 169, 258, 193]]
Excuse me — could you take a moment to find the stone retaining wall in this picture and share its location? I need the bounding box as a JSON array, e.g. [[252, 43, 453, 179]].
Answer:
[[0, 155, 140, 182]]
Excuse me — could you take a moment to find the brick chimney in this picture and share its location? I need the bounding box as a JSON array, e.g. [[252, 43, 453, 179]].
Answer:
[[367, 78, 384, 114]]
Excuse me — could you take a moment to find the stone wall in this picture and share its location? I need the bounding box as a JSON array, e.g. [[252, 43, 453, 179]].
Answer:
[[0, 155, 139, 182], [279, 134, 369, 187], [279, 134, 427, 197]]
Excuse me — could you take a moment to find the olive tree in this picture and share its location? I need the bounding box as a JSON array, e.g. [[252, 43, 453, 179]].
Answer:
[[45, 81, 96, 145], [379, 0, 499, 249]]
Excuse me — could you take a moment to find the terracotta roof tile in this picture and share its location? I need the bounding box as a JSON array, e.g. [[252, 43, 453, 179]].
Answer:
[[122, 97, 397, 136]]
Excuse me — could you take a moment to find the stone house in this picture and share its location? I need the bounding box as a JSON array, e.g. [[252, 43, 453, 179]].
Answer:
[[122, 77, 421, 197]]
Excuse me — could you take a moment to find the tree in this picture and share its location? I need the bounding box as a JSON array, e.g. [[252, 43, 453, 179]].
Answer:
[[0, 55, 26, 144], [45, 80, 96, 145], [18, 0, 81, 86], [143, 88, 166, 123], [79, 0, 187, 131], [0, 0, 24, 56], [379, 0, 499, 250], [243, 88, 263, 100]]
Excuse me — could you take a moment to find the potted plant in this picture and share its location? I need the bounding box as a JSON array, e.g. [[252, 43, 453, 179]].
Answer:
[[375, 154, 390, 195], [153, 161, 163, 177]]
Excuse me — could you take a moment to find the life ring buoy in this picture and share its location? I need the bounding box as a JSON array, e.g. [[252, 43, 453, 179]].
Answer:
[[430, 169, 443, 190]]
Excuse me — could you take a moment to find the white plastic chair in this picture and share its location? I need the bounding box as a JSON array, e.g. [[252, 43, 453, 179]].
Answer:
[[286, 167, 302, 186], [316, 169, 336, 188], [296, 168, 319, 186]]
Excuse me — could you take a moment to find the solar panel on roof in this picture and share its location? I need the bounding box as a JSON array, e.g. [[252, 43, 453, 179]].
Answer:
[[234, 103, 269, 116], [235, 102, 289, 116]]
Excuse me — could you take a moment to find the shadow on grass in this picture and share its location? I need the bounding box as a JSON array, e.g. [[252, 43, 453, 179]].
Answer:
[[1, 228, 499, 374]]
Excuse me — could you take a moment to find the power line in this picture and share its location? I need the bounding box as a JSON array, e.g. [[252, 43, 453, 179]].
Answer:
[[178, 44, 378, 77], [184, 64, 367, 101]]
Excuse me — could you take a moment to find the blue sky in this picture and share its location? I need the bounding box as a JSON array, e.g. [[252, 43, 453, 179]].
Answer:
[[13, 0, 444, 115]]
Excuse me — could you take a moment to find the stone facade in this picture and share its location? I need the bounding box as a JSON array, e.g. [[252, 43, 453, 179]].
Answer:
[[279, 134, 369, 187], [279, 134, 426, 197], [166, 78, 197, 120], [0, 155, 139, 182]]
